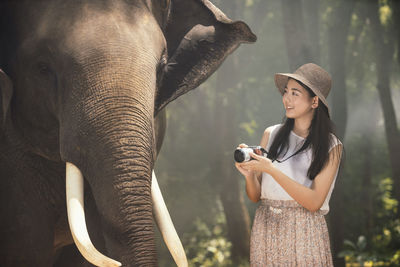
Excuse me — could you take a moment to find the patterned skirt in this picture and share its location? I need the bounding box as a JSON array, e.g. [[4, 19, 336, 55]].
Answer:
[[250, 199, 333, 267]]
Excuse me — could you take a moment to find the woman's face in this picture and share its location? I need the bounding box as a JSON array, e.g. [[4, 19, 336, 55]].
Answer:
[[282, 79, 318, 120]]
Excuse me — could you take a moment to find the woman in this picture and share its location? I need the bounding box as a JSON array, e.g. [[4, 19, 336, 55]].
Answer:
[[235, 63, 342, 266]]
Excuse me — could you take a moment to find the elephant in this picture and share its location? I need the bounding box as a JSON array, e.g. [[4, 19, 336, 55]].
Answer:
[[0, 0, 256, 266]]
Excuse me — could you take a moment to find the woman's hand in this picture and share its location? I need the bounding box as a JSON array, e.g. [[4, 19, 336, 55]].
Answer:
[[235, 162, 253, 177], [240, 152, 274, 174]]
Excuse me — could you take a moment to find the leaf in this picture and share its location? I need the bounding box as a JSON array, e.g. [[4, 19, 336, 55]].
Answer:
[[343, 239, 357, 250], [338, 250, 355, 258], [357, 235, 367, 251]]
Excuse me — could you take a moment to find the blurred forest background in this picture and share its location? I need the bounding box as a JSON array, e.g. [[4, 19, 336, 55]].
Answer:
[[155, 0, 400, 266]]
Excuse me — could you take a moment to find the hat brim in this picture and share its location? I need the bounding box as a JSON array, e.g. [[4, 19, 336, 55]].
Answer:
[[274, 73, 331, 117]]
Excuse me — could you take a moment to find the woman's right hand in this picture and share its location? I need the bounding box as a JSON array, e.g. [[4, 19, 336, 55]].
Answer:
[[234, 144, 253, 177]]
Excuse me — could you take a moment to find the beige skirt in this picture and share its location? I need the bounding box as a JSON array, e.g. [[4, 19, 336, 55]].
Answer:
[[250, 199, 333, 267]]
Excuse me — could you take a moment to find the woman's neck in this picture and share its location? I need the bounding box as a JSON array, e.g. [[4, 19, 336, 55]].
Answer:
[[293, 117, 312, 138]]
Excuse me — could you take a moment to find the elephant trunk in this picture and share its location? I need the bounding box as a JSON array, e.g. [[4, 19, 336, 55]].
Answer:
[[64, 93, 158, 265], [59, 48, 184, 265]]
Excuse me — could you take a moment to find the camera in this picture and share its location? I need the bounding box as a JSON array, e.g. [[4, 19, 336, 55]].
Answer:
[[234, 146, 268, 163]]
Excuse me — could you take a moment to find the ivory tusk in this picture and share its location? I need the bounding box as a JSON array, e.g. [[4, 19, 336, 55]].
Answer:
[[152, 171, 188, 267], [66, 162, 122, 267]]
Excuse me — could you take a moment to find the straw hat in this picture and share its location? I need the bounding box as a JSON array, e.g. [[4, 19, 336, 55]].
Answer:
[[274, 63, 332, 117]]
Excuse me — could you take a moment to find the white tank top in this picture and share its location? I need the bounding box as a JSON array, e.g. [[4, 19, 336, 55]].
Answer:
[[261, 124, 342, 215]]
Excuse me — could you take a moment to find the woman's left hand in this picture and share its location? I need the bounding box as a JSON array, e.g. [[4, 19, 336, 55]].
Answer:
[[239, 152, 274, 173]]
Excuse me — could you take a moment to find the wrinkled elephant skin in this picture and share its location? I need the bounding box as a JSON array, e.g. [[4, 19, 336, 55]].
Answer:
[[0, 0, 256, 266]]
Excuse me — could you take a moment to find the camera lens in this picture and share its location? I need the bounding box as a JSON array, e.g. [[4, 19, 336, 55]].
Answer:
[[234, 149, 246, 163]]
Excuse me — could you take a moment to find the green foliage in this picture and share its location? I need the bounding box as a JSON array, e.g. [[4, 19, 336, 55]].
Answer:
[[339, 177, 400, 266], [245, 0, 253, 7], [379, 178, 398, 215], [183, 214, 249, 267], [379, 0, 392, 26], [338, 236, 369, 265], [372, 178, 400, 264], [339, 234, 400, 266], [239, 119, 258, 137]]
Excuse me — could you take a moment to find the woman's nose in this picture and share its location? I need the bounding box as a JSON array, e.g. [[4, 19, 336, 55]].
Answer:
[[283, 93, 291, 102]]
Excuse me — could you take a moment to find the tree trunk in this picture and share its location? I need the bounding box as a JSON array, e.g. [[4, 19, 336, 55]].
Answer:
[[368, 0, 400, 215], [328, 1, 354, 141], [280, 0, 314, 70], [213, 0, 251, 263], [303, 0, 321, 63], [250, 0, 270, 34], [361, 134, 373, 248], [214, 54, 251, 263], [326, 2, 355, 266], [393, 0, 400, 67]]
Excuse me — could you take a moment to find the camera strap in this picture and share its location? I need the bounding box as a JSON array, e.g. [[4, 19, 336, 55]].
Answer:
[[262, 138, 310, 163]]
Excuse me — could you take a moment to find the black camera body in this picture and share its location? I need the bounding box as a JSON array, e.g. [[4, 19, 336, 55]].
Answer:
[[234, 146, 268, 163]]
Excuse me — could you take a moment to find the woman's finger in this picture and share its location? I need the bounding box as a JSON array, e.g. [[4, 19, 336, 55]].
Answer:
[[254, 148, 262, 155], [236, 163, 247, 171], [250, 152, 260, 160], [241, 162, 255, 172]]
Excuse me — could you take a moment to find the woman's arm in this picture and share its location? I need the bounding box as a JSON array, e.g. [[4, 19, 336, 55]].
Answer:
[[235, 126, 273, 203], [241, 144, 342, 211]]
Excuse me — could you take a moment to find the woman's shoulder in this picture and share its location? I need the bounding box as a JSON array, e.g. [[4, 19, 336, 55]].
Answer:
[[263, 124, 282, 135], [261, 124, 282, 148], [329, 133, 343, 151]]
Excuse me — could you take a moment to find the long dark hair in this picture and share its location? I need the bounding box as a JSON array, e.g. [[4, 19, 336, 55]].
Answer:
[[267, 79, 340, 180]]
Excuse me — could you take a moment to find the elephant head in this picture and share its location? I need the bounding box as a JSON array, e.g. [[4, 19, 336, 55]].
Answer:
[[0, 0, 255, 266]]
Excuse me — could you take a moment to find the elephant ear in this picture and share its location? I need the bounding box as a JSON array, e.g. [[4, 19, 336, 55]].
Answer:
[[154, 0, 256, 115], [0, 69, 13, 127]]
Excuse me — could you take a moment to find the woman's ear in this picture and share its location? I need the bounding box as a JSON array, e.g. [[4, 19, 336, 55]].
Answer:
[[312, 96, 319, 109], [154, 0, 256, 115], [0, 69, 13, 127]]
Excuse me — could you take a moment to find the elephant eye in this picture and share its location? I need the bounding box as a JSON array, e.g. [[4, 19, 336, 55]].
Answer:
[[159, 54, 168, 67], [157, 54, 167, 73], [38, 63, 52, 75], [156, 53, 168, 86], [37, 62, 57, 78], [34, 62, 57, 88]]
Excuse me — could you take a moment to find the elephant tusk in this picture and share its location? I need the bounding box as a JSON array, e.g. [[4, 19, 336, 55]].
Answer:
[[66, 162, 122, 267], [152, 171, 188, 267]]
